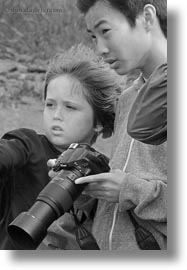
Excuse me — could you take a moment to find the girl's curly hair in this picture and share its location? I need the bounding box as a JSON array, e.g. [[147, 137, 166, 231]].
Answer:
[[44, 43, 122, 138]]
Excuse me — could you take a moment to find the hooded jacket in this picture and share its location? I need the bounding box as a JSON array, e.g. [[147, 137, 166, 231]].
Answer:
[[127, 64, 167, 145], [92, 74, 167, 250]]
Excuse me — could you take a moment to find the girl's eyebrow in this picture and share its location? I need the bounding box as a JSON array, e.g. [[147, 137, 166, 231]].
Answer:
[[64, 100, 83, 108], [45, 98, 54, 101], [46, 98, 82, 107]]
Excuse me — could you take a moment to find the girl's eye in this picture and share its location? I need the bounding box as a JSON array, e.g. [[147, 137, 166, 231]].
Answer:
[[45, 102, 56, 110], [66, 105, 76, 110], [46, 103, 53, 107]]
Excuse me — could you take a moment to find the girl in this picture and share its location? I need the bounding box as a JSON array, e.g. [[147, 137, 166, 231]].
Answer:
[[0, 44, 121, 249]]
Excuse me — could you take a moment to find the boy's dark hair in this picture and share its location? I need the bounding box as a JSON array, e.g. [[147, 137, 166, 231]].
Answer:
[[44, 44, 122, 138], [77, 0, 167, 37]]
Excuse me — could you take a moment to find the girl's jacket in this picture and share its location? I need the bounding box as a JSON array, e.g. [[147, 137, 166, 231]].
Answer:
[[0, 128, 60, 249]]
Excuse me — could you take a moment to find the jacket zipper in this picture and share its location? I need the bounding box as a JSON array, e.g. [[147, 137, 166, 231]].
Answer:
[[108, 139, 135, 250]]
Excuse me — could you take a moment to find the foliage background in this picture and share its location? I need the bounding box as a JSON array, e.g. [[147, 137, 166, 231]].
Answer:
[[0, 0, 138, 155], [0, 0, 113, 155], [0, 0, 90, 60]]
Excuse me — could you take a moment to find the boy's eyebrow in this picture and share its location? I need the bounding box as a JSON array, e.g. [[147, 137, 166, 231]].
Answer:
[[87, 19, 108, 33]]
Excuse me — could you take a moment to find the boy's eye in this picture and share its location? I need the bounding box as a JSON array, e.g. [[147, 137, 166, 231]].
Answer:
[[101, 29, 110, 35], [91, 34, 96, 40]]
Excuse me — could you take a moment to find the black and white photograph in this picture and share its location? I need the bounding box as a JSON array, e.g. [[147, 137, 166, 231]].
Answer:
[[0, 0, 186, 269]]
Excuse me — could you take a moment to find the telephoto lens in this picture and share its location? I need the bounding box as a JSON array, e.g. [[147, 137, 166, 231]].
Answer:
[[8, 143, 110, 249]]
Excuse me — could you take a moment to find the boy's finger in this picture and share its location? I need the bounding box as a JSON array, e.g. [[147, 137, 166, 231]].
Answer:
[[75, 173, 107, 184], [75, 176, 93, 184]]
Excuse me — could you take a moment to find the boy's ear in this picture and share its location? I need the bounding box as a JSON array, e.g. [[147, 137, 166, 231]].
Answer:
[[143, 4, 157, 32]]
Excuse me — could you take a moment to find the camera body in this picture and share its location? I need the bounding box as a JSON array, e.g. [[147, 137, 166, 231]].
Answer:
[[8, 143, 110, 249]]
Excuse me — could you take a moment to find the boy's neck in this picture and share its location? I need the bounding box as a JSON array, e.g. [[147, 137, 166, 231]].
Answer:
[[142, 36, 167, 79]]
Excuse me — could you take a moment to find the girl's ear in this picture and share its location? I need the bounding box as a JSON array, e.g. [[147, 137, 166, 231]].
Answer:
[[90, 124, 103, 145], [143, 4, 157, 32], [94, 123, 103, 133]]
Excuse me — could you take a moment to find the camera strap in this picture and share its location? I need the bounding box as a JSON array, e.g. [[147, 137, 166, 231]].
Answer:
[[122, 139, 161, 250], [71, 207, 100, 250], [127, 210, 161, 250]]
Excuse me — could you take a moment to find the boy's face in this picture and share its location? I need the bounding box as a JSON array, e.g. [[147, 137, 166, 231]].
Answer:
[[85, 1, 151, 75], [43, 75, 96, 151]]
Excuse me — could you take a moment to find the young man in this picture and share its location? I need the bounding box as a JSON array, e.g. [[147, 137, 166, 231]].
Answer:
[[75, 0, 167, 250]]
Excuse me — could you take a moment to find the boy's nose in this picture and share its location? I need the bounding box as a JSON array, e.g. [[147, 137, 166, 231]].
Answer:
[[96, 38, 109, 57]]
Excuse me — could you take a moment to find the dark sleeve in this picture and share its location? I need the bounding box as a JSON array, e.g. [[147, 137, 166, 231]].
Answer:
[[127, 64, 167, 145], [0, 128, 42, 225], [0, 128, 39, 173]]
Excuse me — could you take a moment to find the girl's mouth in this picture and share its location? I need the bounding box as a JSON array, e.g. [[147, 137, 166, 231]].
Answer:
[[52, 126, 63, 132]]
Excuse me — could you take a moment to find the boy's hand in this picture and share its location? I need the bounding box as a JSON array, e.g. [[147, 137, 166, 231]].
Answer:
[[47, 159, 124, 203], [75, 169, 125, 203]]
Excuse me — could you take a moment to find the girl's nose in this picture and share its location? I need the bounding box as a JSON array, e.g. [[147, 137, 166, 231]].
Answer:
[[53, 108, 64, 121]]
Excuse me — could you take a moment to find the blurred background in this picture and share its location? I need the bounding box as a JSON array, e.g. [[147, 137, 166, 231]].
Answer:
[[0, 0, 139, 156]]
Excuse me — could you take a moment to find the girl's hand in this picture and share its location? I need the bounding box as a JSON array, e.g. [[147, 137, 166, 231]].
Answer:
[[47, 159, 57, 178]]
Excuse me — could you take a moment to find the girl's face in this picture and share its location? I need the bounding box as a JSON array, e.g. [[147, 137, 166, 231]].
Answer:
[[85, 1, 151, 76], [43, 75, 96, 151]]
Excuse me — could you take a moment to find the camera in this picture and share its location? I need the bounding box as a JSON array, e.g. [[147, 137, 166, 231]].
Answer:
[[8, 143, 110, 249]]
